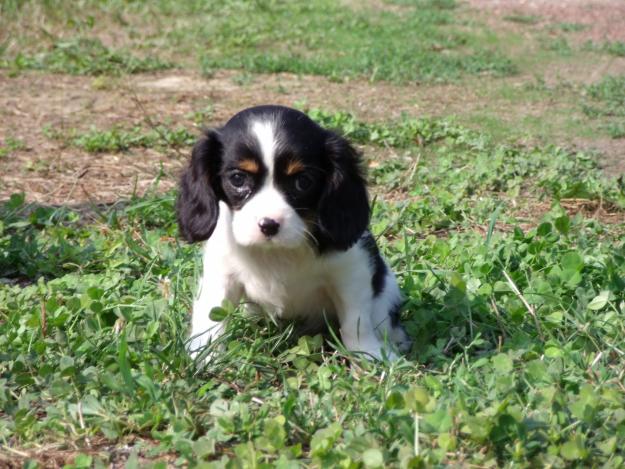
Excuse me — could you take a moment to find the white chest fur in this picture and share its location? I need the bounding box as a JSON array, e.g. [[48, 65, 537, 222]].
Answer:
[[231, 244, 339, 319], [201, 203, 351, 319]]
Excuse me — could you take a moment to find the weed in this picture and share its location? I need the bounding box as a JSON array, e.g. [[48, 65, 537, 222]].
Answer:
[[72, 126, 152, 153], [587, 76, 625, 110], [554, 22, 587, 33], [307, 109, 625, 207], [231, 73, 255, 86], [186, 104, 215, 126], [503, 14, 541, 25], [388, 0, 457, 8], [153, 126, 197, 148], [23, 158, 50, 173], [0, 136, 26, 158], [606, 121, 625, 139], [541, 36, 572, 56], [603, 41, 625, 57], [583, 75, 625, 136], [52, 125, 196, 153], [584, 40, 625, 57], [306, 108, 467, 148]]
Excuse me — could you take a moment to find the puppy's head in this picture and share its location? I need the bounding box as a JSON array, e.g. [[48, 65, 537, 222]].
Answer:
[[177, 105, 369, 251]]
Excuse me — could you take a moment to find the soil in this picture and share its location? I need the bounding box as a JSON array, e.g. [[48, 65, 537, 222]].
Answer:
[[466, 0, 625, 43], [0, 68, 490, 205], [0, 437, 178, 469]]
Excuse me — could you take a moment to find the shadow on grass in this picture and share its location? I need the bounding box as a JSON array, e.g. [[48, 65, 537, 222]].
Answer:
[[0, 192, 176, 285]]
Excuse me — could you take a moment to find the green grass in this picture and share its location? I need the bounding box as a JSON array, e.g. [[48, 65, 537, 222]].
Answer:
[[1, 38, 171, 76], [196, 1, 516, 82], [2, 113, 625, 466], [42, 125, 197, 154], [0, 0, 515, 83]]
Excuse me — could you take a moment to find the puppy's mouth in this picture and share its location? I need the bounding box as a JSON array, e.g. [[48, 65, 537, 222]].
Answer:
[[247, 234, 306, 249], [236, 224, 313, 250]]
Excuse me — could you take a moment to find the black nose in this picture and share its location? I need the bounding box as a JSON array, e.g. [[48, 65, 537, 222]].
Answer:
[[258, 217, 280, 237]]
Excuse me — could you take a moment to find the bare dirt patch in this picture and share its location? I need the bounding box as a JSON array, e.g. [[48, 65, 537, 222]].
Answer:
[[509, 195, 625, 231], [0, 72, 187, 205], [462, 0, 625, 85], [574, 137, 625, 175], [0, 69, 487, 205], [0, 438, 177, 469], [466, 0, 625, 43]]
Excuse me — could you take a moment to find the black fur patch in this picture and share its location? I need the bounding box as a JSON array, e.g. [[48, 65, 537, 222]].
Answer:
[[361, 231, 387, 297], [388, 300, 402, 327], [315, 132, 369, 252], [176, 130, 223, 243]]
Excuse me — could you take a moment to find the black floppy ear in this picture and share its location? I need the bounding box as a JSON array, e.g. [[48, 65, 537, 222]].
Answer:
[[176, 129, 223, 243], [317, 132, 370, 251]]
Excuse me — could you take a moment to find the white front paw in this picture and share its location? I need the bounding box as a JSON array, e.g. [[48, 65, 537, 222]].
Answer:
[[390, 326, 412, 353], [188, 324, 223, 362], [342, 334, 401, 362], [188, 330, 211, 360], [354, 346, 400, 362]]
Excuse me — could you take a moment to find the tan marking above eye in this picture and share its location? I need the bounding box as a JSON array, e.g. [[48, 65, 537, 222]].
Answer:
[[285, 160, 305, 176], [238, 159, 259, 173]]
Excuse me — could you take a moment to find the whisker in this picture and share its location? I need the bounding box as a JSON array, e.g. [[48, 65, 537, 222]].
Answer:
[[302, 226, 319, 246]]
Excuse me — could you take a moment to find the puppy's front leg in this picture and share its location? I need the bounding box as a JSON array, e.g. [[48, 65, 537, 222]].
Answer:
[[189, 272, 241, 358], [337, 292, 397, 361]]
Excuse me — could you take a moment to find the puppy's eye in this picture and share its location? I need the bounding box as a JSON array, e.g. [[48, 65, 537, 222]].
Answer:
[[229, 171, 248, 188], [294, 174, 314, 192]]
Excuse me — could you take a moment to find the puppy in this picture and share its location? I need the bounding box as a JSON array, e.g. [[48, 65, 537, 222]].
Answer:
[[177, 105, 410, 360]]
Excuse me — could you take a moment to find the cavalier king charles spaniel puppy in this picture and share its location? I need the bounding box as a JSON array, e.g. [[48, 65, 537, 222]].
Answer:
[[177, 105, 410, 360]]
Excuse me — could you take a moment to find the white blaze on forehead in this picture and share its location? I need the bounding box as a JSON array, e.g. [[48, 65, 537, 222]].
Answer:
[[251, 119, 277, 176]]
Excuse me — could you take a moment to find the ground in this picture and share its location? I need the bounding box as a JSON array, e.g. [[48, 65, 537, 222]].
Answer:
[[468, 0, 625, 43]]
